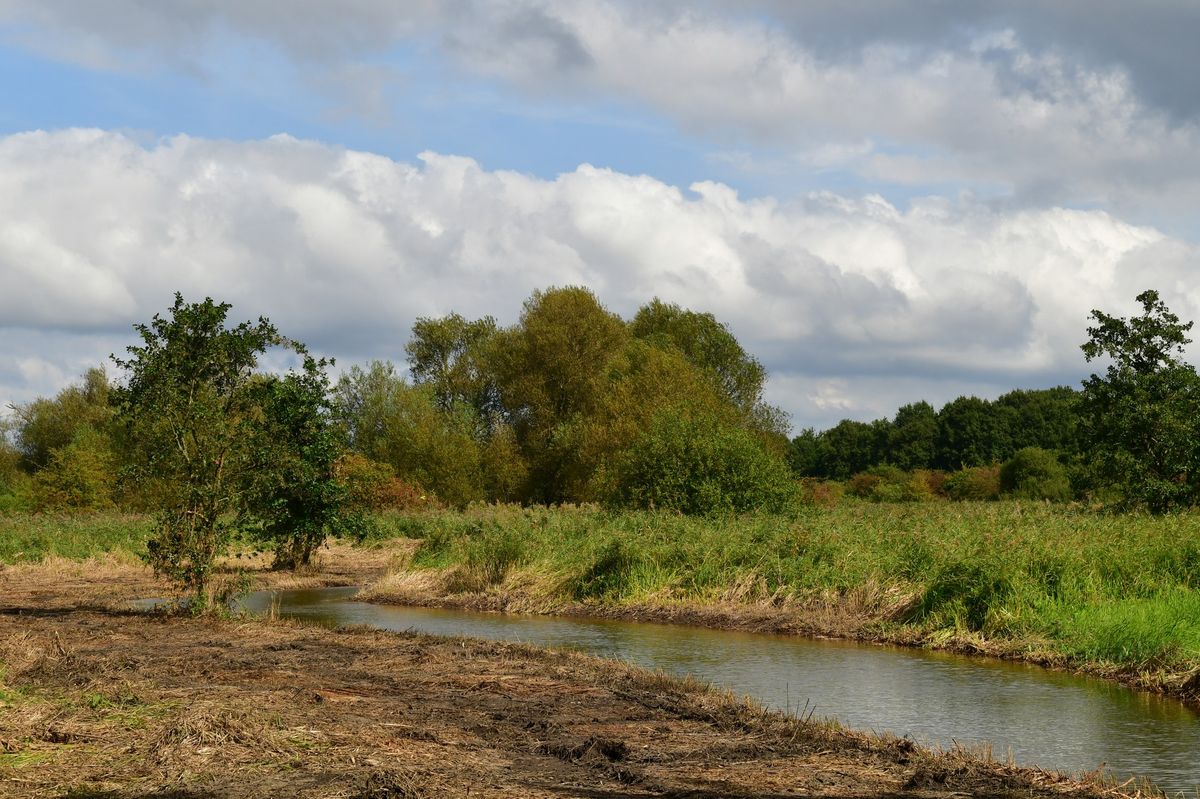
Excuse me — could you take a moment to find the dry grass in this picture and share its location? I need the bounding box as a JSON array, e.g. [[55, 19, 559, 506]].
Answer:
[[0, 605, 1138, 799]]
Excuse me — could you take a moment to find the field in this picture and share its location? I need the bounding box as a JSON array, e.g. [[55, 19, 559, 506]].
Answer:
[[0, 525, 1128, 799]]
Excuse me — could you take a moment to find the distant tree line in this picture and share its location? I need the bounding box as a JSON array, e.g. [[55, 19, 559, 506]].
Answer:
[[788, 386, 1080, 480]]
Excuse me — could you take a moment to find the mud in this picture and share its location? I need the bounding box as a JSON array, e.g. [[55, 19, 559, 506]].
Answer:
[[0, 549, 1156, 798]]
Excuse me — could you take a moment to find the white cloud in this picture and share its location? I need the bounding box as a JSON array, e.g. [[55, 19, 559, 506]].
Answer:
[[2, 130, 1196, 427], [5, 1, 1200, 215]]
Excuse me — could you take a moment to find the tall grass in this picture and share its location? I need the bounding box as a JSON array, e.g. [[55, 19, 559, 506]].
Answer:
[[0, 512, 153, 563], [391, 502, 1200, 673]]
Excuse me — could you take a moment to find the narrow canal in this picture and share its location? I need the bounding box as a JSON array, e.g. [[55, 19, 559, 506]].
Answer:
[[237, 586, 1200, 793]]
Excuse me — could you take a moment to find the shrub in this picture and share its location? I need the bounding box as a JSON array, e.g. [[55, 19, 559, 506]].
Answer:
[[334, 454, 433, 511], [846, 465, 932, 502], [943, 464, 1001, 501], [612, 410, 795, 515], [797, 478, 844, 507], [1000, 447, 1071, 502]]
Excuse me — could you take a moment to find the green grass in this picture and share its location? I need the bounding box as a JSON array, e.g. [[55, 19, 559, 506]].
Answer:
[[390, 502, 1200, 674], [0, 512, 153, 563]]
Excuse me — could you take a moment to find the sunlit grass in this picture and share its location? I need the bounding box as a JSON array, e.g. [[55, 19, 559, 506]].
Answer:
[[0, 512, 153, 563], [393, 502, 1200, 672]]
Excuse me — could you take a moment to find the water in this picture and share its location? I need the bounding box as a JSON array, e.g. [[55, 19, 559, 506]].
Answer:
[[237, 586, 1200, 793]]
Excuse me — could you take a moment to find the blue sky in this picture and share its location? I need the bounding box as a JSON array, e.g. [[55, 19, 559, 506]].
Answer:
[[2, 1, 1199, 429]]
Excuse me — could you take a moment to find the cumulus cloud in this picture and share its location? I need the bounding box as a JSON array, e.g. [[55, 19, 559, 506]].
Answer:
[[1, 129, 1194, 427], [4, 1, 1200, 216]]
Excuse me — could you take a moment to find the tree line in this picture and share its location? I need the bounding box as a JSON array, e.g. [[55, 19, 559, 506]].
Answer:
[[1, 286, 1197, 595], [789, 386, 1080, 480]]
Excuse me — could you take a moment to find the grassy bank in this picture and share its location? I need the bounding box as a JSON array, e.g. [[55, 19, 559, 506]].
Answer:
[[360, 503, 1200, 699]]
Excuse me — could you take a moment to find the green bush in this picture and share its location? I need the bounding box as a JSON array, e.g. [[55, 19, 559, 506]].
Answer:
[[612, 410, 795, 515], [1000, 447, 1071, 502], [846, 465, 932, 502], [943, 464, 1001, 501]]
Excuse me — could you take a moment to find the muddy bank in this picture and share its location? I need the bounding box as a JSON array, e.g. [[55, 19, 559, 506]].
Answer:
[[358, 568, 1200, 709], [0, 546, 1149, 798], [1, 605, 1135, 799]]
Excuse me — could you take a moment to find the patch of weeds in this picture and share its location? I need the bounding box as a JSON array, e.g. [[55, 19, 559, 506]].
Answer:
[[0, 749, 49, 769]]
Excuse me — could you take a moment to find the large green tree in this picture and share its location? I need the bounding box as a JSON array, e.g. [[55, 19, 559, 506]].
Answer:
[[1079, 290, 1200, 511]]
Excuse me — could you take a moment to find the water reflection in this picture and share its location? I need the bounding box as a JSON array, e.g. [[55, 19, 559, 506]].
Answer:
[[237, 586, 1200, 793]]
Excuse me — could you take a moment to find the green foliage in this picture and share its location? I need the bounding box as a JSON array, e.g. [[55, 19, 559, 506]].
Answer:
[[406, 312, 500, 421], [995, 387, 1078, 453], [888, 401, 938, 471], [612, 410, 795, 515], [11, 367, 114, 471], [846, 465, 932, 502], [241, 355, 346, 569], [999, 447, 1071, 502], [943, 465, 1001, 501], [113, 294, 288, 596], [630, 298, 768, 416], [30, 427, 116, 511], [331, 362, 486, 508], [493, 286, 629, 502], [935, 396, 1011, 469], [1079, 290, 1200, 512]]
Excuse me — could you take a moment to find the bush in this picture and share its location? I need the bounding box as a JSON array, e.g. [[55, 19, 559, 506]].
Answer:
[[334, 454, 434, 511], [796, 478, 844, 507], [943, 465, 1001, 501], [846, 465, 932, 502], [612, 410, 795, 515], [1000, 447, 1071, 502]]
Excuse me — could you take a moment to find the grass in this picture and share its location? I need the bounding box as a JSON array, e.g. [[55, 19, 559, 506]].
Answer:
[[0, 512, 152, 563], [378, 502, 1200, 678], [7, 502, 1200, 686]]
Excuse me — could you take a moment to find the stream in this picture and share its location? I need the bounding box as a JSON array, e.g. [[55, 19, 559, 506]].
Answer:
[[234, 586, 1200, 793]]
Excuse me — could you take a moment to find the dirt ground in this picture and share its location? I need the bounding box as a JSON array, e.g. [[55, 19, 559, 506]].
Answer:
[[0, 549, 1147, 798]]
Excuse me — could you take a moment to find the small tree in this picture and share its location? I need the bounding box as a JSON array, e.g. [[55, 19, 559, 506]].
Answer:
[[242, 354, 346, 569], [1079, 290, 1200, 512], [113, 295, 288, 598]]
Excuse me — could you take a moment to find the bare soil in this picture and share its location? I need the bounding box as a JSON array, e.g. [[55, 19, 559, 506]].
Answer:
[[0, 549, 1150, 798]]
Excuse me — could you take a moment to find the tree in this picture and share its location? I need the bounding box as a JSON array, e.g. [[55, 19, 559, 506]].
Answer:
[[817, 418, 887, 479], [113, 295, 289, 597], [612, 409, 795, 515], [630, 299, 766, 413], [242, 355, 346, 569], [331, 362, 487, 507], [1079, 290, 1200, 512], [935, 396, 1011, 469], [12, 367, 114, 471], [492, 286, 629, 502], [999, 447, 1071, 502], [405, 313, 500, 421], [887, 401, 938, 471]]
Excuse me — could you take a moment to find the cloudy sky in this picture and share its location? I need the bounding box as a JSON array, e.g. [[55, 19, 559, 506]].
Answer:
[[2, 1, 1199, 430]]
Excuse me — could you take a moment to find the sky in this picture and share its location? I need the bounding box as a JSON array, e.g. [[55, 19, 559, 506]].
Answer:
[[2, 1, 1199, 431]]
